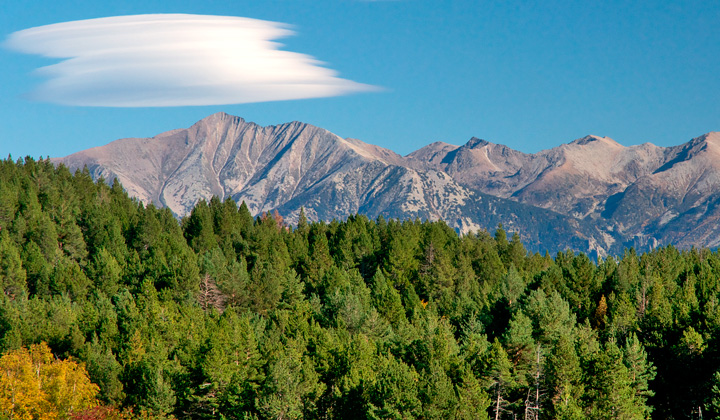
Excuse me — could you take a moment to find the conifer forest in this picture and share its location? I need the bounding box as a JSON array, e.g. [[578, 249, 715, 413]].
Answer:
[[2, 157, 720, 419]]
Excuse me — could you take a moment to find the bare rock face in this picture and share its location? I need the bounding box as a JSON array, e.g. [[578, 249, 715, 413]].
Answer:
[[408, 130, 720, 253], [601, 132, 720, 249], [55, 112, 502, 236], [411, 134, 667, 217], [54, 112, 720, 256]]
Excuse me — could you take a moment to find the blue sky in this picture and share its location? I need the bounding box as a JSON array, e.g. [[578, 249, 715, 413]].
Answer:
[[1, 0, 719, 159]]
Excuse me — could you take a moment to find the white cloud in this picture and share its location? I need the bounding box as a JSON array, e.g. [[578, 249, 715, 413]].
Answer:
[[4, 14, 377, 107]]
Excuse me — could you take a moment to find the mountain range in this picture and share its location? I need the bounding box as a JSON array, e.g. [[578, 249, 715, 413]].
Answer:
[[54, 112, 720, 257]]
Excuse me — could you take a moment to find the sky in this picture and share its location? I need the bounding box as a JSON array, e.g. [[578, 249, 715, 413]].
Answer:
[[1, 0, 719, 159]]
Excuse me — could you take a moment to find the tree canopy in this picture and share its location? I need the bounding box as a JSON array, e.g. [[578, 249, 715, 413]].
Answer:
[[0, 157, 718, 418]]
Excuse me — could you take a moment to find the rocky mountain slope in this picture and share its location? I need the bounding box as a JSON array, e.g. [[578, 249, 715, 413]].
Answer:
[[408, 131, 720, 251], [54, 112, 720, 256], [57, 113, 470, 226]]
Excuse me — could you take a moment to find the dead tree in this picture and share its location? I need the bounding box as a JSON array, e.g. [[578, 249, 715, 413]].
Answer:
[[198, 273, 226, 312], [524, 345, 544, 420]]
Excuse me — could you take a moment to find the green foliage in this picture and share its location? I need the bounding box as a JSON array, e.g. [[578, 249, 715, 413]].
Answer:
[[586, 339, 648, 420], [0, 231, 27, 299], [547, 336, 583, 419], [0, 157, 719, 418], [82, 337, 124, 404]]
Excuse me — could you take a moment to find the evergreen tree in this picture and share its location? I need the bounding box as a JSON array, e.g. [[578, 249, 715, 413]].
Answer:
[[419, 361, 458, 419], [182, 199, 216, 254], [623, 333, 655, 418], [546, 336, 583, 420], [370, 270, 407, 328], [454, 367, 491, 420], [2, 157, 720, 418], [88, 248, 122, 298], [195, 309, 264, 417], [255, 338, 322, 420], [366, 356, 421, 419], [500, 264, 525, 307], [81, 337, 124, 404], [0, 231, 27, 299], [587, 339, 648, 420], [487, 339, 513, 420], [706, 371, 720, 418]]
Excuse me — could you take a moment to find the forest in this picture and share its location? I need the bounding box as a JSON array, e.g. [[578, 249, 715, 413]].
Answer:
[[0, 156, 718, 419]]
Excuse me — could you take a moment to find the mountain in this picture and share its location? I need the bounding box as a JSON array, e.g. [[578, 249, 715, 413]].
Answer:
[[58, 113, 461, 223], [409, 132, 720, 251], [54, 112, 720, 256], [409, 135, 665, 217], [602, 132, 720, 250]]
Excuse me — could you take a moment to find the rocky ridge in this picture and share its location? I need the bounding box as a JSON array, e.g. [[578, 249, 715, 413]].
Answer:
[[54, 112, 720, 256]]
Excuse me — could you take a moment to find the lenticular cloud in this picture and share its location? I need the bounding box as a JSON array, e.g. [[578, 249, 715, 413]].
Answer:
[[5, 14, 376, 107]]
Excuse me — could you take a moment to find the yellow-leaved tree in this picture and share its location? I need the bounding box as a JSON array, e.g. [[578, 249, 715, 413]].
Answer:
[[0, 342, 99, 419]]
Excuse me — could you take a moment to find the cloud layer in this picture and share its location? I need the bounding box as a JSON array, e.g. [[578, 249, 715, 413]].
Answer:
[[5, 14, 376, 107]]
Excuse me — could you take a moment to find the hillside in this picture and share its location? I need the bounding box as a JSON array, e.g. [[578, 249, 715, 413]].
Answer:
[[1, 157, 719, 419]]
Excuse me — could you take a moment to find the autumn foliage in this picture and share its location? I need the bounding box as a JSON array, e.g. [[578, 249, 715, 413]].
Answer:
[[0, 342, 98, 419]]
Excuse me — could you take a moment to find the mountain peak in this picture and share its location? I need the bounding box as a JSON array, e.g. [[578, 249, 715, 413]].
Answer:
[[465, 137, 492, 148], [52, 111, 720, 257], [701, 132, 720, 144], [570, 135, 621, 147], [681, 132, 720, 150], [684, 132, 720, 157], [197, 111, 246, 126]]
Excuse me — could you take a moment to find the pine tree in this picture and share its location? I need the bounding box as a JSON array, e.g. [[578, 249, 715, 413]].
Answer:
[[197, 273, 225, 313], [623, 333, 655, 412], [370, 270, 407, 328], [182, 199, 217, 254], [303, 223, 333, 290], [197, 309, 264, 417], [81, 337, 123, 405], [500, 264, 525, 307], [121, 352, 177, 416], [706, 371, 720, 418], [0, 232, 27, 299], [88, 248, 122, 298], [502, 311, 535, 385], [547, 336, 583, 420], [255, 338, 322, 420], [419, 361, 458, 419], [488, 339, 513, 420], [455, 366, 491, 420], [588, 339, 647, 420], [367, 356, 421, 419]]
